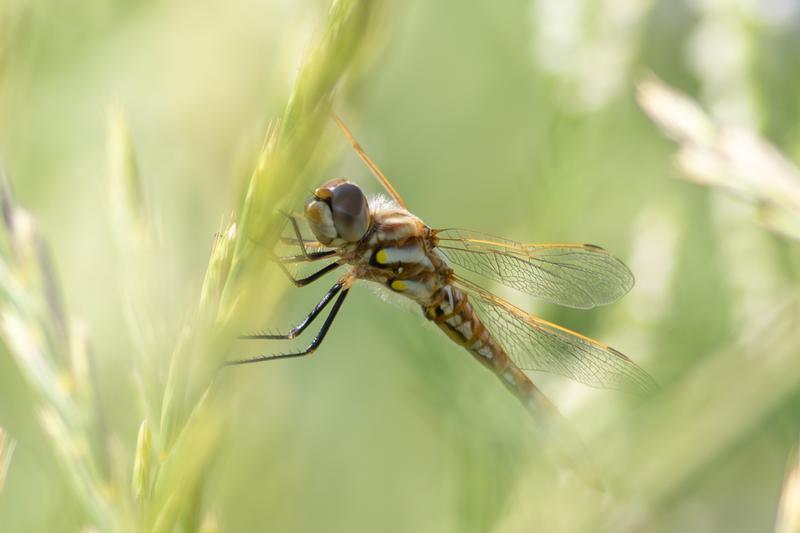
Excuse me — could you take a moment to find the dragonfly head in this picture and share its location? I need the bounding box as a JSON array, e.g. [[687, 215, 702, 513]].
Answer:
[[305, 179, 370, 245]]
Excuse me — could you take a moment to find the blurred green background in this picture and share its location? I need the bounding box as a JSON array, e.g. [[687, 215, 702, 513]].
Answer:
[[2, 0, 800, 531]]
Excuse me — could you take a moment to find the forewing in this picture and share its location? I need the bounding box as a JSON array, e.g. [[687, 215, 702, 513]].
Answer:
[[333, 114, 408, 209], [436, 229, 634, 309], [456, 278, 657, 394]]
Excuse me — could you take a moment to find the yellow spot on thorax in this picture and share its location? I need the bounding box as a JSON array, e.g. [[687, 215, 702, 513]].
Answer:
[[376, 249, 389, 264], [390, 280, 407, 292]]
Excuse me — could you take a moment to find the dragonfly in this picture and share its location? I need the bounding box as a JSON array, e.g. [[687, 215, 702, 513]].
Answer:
[[226, 116, 656, 487]]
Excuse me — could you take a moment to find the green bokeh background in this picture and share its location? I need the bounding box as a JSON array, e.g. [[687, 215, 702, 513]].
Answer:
[[2, 0, 800, 531]]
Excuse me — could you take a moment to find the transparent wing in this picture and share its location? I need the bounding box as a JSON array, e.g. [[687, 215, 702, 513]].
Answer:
[[455, 277, 657, 394], [333, 114, 408, 209], [435, 229, 634, 309]]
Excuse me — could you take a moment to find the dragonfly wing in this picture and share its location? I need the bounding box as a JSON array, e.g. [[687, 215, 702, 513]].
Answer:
[[455, 277, 657, 394], [332, 114, 408, 209], [436, 229, 634, 309]]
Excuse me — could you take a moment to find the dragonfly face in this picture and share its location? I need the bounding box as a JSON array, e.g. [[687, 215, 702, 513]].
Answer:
[[305, 179, 371, 245]]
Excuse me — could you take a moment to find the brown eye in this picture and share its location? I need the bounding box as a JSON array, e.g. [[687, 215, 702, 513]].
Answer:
[[331, 182, 369, 242]]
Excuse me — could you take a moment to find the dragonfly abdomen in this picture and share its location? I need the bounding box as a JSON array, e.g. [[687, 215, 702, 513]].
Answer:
[[424, 286, 557, 414], [424, 285, 602, 487]]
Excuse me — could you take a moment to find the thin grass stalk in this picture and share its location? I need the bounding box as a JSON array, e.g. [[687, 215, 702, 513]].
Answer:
[[158, 0, 379, 454], [0, 0, 24, 75], [600, 295, 800, 527], [0, 427, 14, 493], [148, 0, 386, 529], [637, 77, 800, 240], [131, 419, 152, 505], [106, 107, 164, 437], [0, 174, 121, 530], [776, 436, 800, 533]]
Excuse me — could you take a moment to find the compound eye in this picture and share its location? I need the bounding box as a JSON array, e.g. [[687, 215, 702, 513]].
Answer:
[[330, 182, 369, 242]]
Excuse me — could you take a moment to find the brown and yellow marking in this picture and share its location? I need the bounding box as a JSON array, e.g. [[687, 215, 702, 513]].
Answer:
[[375, 249, 389, 264], [314, 187, 333, 200], [425, 291, 468, 323], [465, 318, 485, 347]]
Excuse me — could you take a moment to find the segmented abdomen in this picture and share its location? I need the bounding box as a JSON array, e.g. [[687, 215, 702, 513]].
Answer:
[[424, 286, 557, 416], [425, 285, 603, 487], [424, 285, 602, 487]]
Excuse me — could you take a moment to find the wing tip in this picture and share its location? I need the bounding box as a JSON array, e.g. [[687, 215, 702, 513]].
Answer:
[[581, 243, 636, 306], [608, 346, 660, 395]]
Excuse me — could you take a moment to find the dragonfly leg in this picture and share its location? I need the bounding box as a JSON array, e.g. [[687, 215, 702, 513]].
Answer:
[[241, 281, 343, 340], [275, 260, 341, 287], [277, 249, 337, 264], [279, 210, 316, 259], [275, 210, 337, 264], [225, 285, 350, 366]]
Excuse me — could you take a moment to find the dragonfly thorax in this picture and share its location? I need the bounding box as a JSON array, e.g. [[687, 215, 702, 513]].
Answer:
[[336, 206, 456, 308]]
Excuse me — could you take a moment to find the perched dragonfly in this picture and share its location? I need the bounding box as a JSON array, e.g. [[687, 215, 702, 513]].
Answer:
[[227, 117, 656, 487]]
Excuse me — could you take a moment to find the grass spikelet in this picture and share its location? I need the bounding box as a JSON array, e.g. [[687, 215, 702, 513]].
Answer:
[[776, 437, 800, 533], [199, 513, 220, 533], [158, 0, 383, 450], [775, 436, 800, 533], [637, 76, 800, 240], [132, 418, 152, 505], [148, 1, 387, 530], [149, 389, 224, 532], [0, 176, 120, 529], [38, 407, 116, 529], [107, 106, 157, 251], [0, 427, 14, 494], [603, 294, 800, 500], [105, 105, 167, 433], [221, 0, 380, 316]]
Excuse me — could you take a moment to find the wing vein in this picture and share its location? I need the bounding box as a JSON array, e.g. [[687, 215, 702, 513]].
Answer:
[[435, 229, 634, 309], [452, 276, 656, 394]]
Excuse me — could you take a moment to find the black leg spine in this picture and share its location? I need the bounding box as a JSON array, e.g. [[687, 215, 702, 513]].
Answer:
[[225, 287, 350, 366], [275, 260, 341, 287], [241, 281, 343, 340]]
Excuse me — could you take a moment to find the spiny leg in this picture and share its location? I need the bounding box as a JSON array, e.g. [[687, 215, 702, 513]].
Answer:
[[275, 210, 338, 264], [278, 249, 337, 265], [275, 260, 341, 287], [243, 210, 325, 258], [279, 210, 319, 260], [279, 235, 327, 251], [241, 281, 343, 340], [225, 286, 350, 366]]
